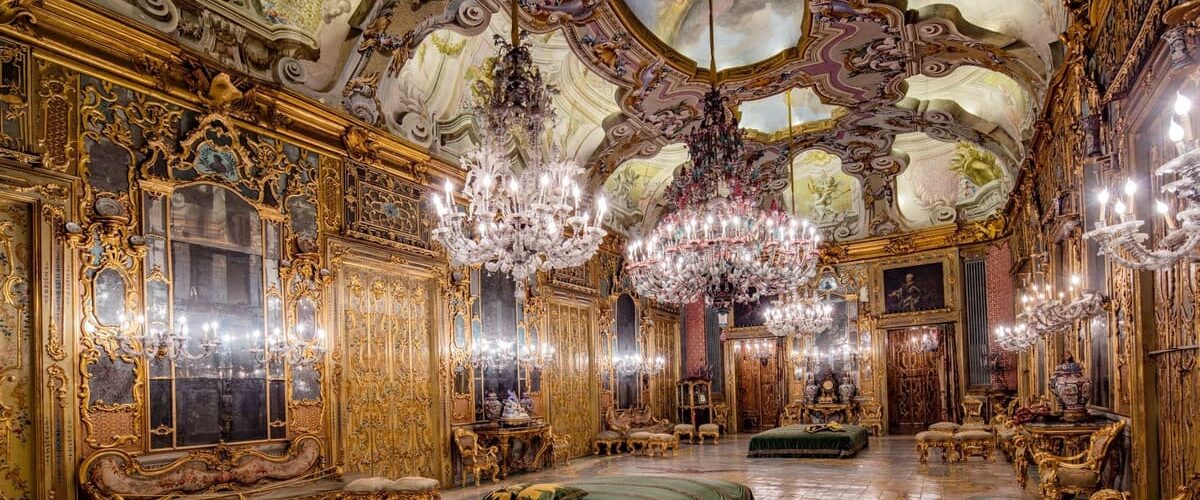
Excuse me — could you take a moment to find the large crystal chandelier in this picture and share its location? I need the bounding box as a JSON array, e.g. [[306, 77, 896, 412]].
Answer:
[[430, 0, 606, 298], [994, 322, 1038, 352], [624, 0, 820, 311], [1084, 91, 1200, 270], [764, 289, 834, 338]]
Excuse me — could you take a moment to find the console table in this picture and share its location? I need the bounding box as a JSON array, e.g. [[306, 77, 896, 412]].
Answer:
[[1012, 419, 1108, 489], [476, 423, 552, 479]]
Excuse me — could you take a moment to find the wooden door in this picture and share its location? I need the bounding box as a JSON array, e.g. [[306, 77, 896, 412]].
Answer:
[[886, 327, 950, 434], [733, 340, 783, 431]]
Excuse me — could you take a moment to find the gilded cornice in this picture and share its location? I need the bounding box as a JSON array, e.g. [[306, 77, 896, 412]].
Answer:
[[0, 0, 463, 183], [821, 214, 1007, 264]]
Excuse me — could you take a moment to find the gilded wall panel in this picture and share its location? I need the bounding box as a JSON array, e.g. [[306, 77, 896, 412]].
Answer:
[[649, 311, 679, 422], [337, 261, 438, 478], [343, 160, 433, 256], [545, 301, 595, 458], [0, 200, 32, 497]]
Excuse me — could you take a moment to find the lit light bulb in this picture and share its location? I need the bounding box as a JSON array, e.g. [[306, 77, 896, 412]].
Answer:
[[1097, 189, 1109, 204], [1124, 179, 1138, 196], [1157, 200, 1170, 214], [1176, 92, 1192, 115], [1114, 200, 1127, 215], [1170, 119, 1186, 143]]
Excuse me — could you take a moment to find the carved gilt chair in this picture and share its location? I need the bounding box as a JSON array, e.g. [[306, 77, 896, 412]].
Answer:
[[1090, 472, 1200, 500], [962, 395, 985, 425], [452, 428, 499, 487], [1034, 420, 1125, 499], [712, 401, 730, 432]]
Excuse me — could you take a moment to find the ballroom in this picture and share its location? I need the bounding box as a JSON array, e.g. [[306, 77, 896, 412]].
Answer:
[[0, 0, 1193, 498]]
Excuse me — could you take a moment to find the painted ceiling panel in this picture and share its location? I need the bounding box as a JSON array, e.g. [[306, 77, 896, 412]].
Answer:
[[904, 66, 1035, 143], [739, 87, 843, 136], [625, 0, 807, 70], [894, 132, 1013, 230]]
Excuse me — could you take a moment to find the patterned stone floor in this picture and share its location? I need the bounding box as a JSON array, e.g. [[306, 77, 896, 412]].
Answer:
[[443, 434, 1035, 500]]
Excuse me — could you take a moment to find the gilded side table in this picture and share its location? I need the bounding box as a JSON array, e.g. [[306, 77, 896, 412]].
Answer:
[[476, 424, 552, 479]]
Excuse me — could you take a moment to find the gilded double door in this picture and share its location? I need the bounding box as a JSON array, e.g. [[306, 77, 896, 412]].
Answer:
[[336, 254, 440, 479], [733, 342, 783, 432]]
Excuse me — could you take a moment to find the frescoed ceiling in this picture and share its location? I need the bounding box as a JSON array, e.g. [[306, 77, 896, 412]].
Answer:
[[94, 0, 1069, 243]]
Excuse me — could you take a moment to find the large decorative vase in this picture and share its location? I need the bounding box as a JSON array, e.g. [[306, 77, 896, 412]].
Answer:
[[1050, 356, 1093, 422], [483, 392, 503, 421], [838, 374, 857, 403], [803, 377, 819, 403]]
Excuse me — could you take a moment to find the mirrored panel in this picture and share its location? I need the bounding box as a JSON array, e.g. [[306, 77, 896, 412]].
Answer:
[[160, 184, 273, 448], [93, 268, 126, 327], [615, 293, 639, 409]]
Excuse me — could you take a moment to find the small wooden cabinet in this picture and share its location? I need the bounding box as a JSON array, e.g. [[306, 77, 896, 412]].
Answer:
[[677, 377, 713, 428]]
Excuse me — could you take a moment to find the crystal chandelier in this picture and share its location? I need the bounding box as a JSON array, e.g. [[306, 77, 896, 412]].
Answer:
[[764, 289, 834, 338], [430, 0, 606, 299], [614, 353, 666, 376], [101, 314, 222, 361], [1084, 91, 1200, 270], [624, 0, 820, 311]]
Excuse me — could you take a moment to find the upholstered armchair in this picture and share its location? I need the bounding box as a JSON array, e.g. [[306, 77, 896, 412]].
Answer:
[[712, 402, 730, 432], [780, 401, 803, 426], [1034, 421, 1125, 499], [452, 428, 499, 487], [1090, 472, 1200, 500]]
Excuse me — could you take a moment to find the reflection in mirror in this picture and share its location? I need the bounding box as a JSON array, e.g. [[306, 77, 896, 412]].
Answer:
[[616, 294, 639, 409], [476, 270, 519, 419], [795, 296, 861, 393], [166, 184, 271, 447], [94, 268, 126, 327]]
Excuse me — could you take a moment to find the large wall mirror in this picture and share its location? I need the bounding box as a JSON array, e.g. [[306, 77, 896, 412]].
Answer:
[[145, 184, 286, 448], [615, 293, 640, 409], [472, 269, 540, 420]]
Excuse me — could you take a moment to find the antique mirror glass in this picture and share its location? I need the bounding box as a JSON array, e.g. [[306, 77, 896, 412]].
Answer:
[[615, 293, 639, 408], [476, 269, 519, 419], [163, 184, 273, 447]]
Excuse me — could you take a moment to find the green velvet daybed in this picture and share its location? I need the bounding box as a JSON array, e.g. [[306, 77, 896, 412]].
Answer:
[[747, 424, 869, 458], [482, 475, 754, 500]]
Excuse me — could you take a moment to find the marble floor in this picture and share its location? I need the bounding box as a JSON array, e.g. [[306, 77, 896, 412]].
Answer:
[[443, 434, 1035, 500]]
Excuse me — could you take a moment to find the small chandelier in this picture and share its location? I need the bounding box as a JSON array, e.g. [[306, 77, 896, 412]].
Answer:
[[519, 342, 556, 369], [252, 325, 326, 367], [1084, 91, 1200, 270], [623, 0, 820, 311], [764, 289, 834, 338], [905, 327, 939, 353], [430, 0, 606, 299], [614, 353, 665, 376], [734, 338, 777, 364], [102, 314, 222, 362], [1018, 274, 1106, 335], [994, 322, 1038, 352], [471, 338, 516, 371]]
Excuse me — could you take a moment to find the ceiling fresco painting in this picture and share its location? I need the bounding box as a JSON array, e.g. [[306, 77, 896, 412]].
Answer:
[[624, 0, 808, 71], [94, 0, 1066, 243], [894, 132, 1013, 230]]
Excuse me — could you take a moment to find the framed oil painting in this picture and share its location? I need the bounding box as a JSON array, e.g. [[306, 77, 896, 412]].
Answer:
[[882, 262, 946, 314]]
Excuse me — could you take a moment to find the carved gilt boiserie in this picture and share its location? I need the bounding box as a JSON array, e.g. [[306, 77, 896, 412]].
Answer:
[[333, 246, 441, 480]]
